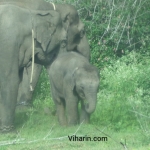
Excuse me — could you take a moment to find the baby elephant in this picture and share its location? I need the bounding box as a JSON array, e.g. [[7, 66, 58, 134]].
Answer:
[[48, 52, 100, 126]]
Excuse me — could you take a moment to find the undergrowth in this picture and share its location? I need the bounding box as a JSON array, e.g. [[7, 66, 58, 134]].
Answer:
[[92, 52, 150, 135]]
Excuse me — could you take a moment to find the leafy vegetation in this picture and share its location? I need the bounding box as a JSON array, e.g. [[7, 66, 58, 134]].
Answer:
[[93, 52, 150, 134], [71, 0, 150, 68]]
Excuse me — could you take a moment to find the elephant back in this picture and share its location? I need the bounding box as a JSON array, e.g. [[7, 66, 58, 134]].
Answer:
[[0, 0, 54, 11]]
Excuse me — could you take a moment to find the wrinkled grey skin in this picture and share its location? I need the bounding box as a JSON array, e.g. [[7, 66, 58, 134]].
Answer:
[[48, 52, 99, 126], [0, 0, 90, 58], [0, 4, 67, 132], [1, 0, 91, 106]]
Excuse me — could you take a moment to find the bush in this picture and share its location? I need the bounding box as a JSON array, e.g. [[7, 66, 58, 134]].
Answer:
[[92, 52, 150, 133], [33, 67, 54, 110]]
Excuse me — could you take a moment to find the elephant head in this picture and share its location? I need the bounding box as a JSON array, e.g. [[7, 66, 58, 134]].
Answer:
[[56, 4, 90, 60], [72, 65, 100, 114], [0, 1, 90, 60], [32, 10, 67, 65]]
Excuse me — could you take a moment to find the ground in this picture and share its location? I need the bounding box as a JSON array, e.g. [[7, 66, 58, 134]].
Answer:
[[0, 108, 149, 150]]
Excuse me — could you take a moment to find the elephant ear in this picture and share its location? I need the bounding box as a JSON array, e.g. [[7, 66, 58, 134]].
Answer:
[[62, 12, 78, 27], [61, 12, 70, 30], [33, 11, 59, 52]]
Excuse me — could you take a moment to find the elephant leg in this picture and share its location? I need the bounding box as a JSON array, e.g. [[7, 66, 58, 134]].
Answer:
[[0, 71, 19, 132], [17, 67, 30, 106], [0, 90, 1, 127], [56, 98, 67, 126], [17, 63, 42, 106], [80, 100, 90, 124], [66, 96, 79, 125], [50, 83, 67, 126]]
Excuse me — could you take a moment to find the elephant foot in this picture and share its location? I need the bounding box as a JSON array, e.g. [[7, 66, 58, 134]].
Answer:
[[59, 120, 68, 126], [16, 101, 32, 107], [67, 120, 79, 126], [80, 119, 90, 124], [16, 102, 32, 113], [80, 113, 90, 124], [0, 125, 14, 133]]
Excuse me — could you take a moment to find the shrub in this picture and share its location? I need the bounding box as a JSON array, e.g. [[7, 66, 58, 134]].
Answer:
[[33, 67, 54, 110], [92, 52, 150, 133]]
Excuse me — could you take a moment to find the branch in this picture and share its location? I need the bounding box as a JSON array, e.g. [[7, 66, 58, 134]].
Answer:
[[115, 15, 129, 51], [96, 127, 128, 150], [100, 0, 115, 41], [130, 110, 150, 119]]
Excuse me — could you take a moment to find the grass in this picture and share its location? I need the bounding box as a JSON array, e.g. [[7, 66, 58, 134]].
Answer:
[[0, 52, 150, 149], [0, 109, 149, 150]]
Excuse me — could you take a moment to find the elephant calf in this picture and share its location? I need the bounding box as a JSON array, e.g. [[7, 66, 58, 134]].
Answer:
[[48, 52, 100, 126]]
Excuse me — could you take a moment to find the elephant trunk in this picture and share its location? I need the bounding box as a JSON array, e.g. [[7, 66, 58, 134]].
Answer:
[[85, 92, 97, 114], [77, 35, 90, 60]]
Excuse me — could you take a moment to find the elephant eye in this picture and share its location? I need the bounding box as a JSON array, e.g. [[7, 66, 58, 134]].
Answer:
[[80, 29, 85, 38], [80, 85, 84, 90], [61, 40, 67, 48], [80, 91, 85, 99]]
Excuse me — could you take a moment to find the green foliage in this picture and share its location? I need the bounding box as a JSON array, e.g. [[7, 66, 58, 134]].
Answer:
[[33, 67, 54, 109], [92, 52, 150, 133]]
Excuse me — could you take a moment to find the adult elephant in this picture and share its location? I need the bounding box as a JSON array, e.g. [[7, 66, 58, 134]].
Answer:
[[1, 0, 91, 106], [0, 4, 67, 132]]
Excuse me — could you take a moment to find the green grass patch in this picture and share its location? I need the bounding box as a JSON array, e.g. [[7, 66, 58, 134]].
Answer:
[[0, 109, 149, 150]]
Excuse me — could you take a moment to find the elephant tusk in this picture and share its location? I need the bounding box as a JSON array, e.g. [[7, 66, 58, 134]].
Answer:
[[29, 29, 35, 92], [50, 2, 56, 10]]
